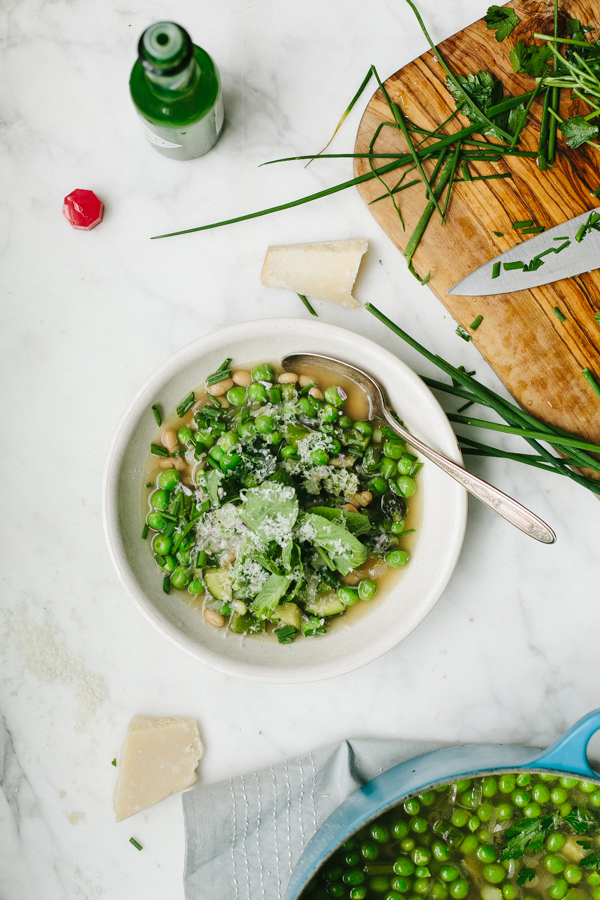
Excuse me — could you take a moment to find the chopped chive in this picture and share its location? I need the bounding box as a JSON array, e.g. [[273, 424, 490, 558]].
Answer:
[[410, 463, 423, 476], [162, 575, 171, 594], [206, 370, 232, 386], [493, 231, 504, 237], [145, 482, 153, 488], [520, 226, 545, 234], [298, 293, 318, 316], [215, 357, 232, 373], [581, 368, 600, 400], [129, 838, 143, 851], [492, 261, 501, 279], [151, 404, 162, 426], [512, 220, 533, 229], [176, 392, 195, 417], [470, 315, 483, 330], [392, 528, 416, 537], [150, 443, 168, 458], [112, 758, 117, 766], [196, 550, 208, 568], [594, 312, 600, 325], [538, 86, 551, 172], [460, 161, 472, 182], [456, 326, 472, 342], [275, 625, 297, 644], [504, 261, 525, 270], [142, 523, 149, 540], [161, 512, 178, 522], [553, 306, 566, 321], [211, 396, 222, 408], [553, 236, 568, 241], [593, 186, 600, 197]]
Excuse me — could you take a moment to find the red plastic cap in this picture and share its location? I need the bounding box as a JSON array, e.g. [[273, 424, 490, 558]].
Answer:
[[62, 189, 104, 231]]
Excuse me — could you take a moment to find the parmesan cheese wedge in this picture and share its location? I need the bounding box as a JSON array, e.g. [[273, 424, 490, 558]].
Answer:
[[260, 238, 368, 308], [113, 716, 203, 822]]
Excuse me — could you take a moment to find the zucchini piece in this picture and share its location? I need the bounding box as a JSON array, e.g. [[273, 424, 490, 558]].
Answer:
[[283, 423, 310, 448], [229, 612, 265, 634], [271, 602, 302, 630], [203, 568, 232, 602], [304, 595, 346, 617]]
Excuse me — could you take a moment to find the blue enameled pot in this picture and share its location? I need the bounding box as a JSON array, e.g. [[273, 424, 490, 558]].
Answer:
[[285, 709, 600, 900]]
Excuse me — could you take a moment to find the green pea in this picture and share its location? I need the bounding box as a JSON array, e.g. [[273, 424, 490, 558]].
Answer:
[[532, 784, 550, 804], [544, 856, 566, 874], [477, 845, 497, 864], [455, 780, 470, 792], [591, 792, 600, 807], [359, 579, 378, 601], [588, 873, 600, 886], [468, 816, 480, 832], [148, 511, 167, 531], [345, 852, 360, 866], [319, 405, 339, 423], [209, 445, 225, 462], [516, 773, 532, 787], [410, 818, 428, 834], [503, 885, 516, 900], [559, 777, 579, 789], [338, 415, 352, 428], [188, 579, 204, 594], [411, 848, 431, 866], [581, 782, 598, 793], [432, 842, 450, 862], [483, 865, 505, 884], [381, 439, 403, 459], [177, 426, 194, 446], [548, 878, 568, 899], [413, 879, 431, 896], [368, 476, 388, 496], [311, 449, 330, 466], [281, 444, 298, 459], [395, 456, 414, 475], [326, 883, 344, 897], [238, 421, 257, 440], [540, 774, 558, 782], [564, 866, 582, 884], [220, 452, 242, 471], [393, 822, 409, 839], [380, 457, 398, 480], [362, 843, 378, 860], [297, 397, 317, 418], [324, 385, 346, 407], [226, 386, 246, 406], [159, 555, 176, 573], [324, 865, 343, 881], [394, 859, 416, 876], [369, 876, 390, 893], [405, 798, 421, 815], [451, 809, 469, 828], [268, 431, 283, 445], [171, 565, 192, 590], [151, 489, 171, 510], [419, 792, 436, 806], [511, 790, 530, 808], [344, 871, 365, 886], [350, 889, 367, 900], [440, 867, 460, 883], [416, 869, 430, 880], [460, 835, 478, 855], [592, 889, 600, 900], [248, 382, 268, 403], [352, 420, 372, 437], [386, 549, 410, 568], [372, 824, 390, 843], [338, 586, 359, 607], [546, 833, 565, 852], [158, 468, 181, 490], [559, 802, 572, 817], [460, 789, 479, 809], [195, 427, 215, 448], [482, 778, 498, 798], [396, 476, 416, 497], [252, 364, 275, 383], [401, 838, 415, 852], [496, 804, 513, 821], [449, 880, 469, 899], [478, 802, 494, 822], [392, 877, 412, 894], [499, 775, 516, 794], [477, 829, 491, 844], [430, 881, 448, 900], [551, 788, 567, 805], [153, 534, 173, 555], [217, 431, 239, 452], [280, 382, 296, 402], [524, 803, 541, 818], [254, 415, 275, 434]]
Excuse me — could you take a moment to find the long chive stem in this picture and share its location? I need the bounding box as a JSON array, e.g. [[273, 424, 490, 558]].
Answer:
[[298, 293, 318, 316], [447, 412, 600, 453], [306, 66, 374, 166], [404, 156, 456, 270], [538, 87, 551, 171], [548, 87, 560, 163], [582, 368, 600, 400]]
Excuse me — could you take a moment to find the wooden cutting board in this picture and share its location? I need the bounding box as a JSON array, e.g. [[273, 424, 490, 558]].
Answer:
[[354, 0, 600, 450]]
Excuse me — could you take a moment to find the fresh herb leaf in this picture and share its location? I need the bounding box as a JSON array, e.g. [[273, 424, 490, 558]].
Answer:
[[500, 814, 558, 860], [241, 481, 299, 539], [510, 39, 553, 77], [580, 848, 600, 870], [560, 116, 599, 149], [517, 867, 537, 885], [204, 469, 224, 508], [484, 5, 520, 42], [309, 506, 374, 538], [298, 513, 368, 575], [594, 311, 600, 325], [111, 758, 117, 766], [252, 553, 283, 577], [563, 806, 600, 834], [446, 71, 513, 140], [251, 574, 294, 619]]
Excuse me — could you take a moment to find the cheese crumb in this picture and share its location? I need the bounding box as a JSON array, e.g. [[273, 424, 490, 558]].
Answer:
[[113, 716, 203, 822], [260, 239, 368, 307]]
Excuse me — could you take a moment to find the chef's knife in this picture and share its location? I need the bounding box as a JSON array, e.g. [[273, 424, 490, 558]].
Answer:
[[447, 208, 600, 296]]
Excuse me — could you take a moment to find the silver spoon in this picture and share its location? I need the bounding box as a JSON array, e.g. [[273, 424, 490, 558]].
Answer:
[[282, 353, 556, 544]]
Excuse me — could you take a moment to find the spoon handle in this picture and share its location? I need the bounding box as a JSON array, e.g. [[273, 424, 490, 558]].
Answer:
[[382, 409, 556, 544]]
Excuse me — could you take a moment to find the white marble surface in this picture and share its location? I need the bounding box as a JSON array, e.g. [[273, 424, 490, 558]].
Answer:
[[1, 0, 599, 896]]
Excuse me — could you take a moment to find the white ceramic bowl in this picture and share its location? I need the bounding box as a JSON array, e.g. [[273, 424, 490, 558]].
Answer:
[[102, 318, 467, 682]]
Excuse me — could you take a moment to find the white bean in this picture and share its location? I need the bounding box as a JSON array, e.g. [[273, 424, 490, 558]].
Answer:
[[204, 609, 225, 628], [232, 370, 252, 387], [161, 428, 178, 452], [217, 396, 230, 409], [359, 491, 373, 505], [299, 375, 316, 387], [278, 372, 299, 384], [159, 459, 174, 469], [341, 503, 359, 514], [308, 387, 324, 400], [207, 377, 234, 396]]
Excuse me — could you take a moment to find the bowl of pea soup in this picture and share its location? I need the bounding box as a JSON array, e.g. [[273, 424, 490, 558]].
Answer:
[[102, 317, 466, 682], [286, 709, 600, 900]]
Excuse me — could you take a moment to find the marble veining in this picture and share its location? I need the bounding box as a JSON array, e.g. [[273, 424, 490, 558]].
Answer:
[[1, 0, 599, 897]]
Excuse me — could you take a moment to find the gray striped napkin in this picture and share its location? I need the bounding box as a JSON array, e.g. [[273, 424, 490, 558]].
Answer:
[[183, 737, 450, 900]]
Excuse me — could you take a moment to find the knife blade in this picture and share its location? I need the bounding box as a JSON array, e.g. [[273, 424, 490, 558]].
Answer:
[[447, 208, 600, 296]]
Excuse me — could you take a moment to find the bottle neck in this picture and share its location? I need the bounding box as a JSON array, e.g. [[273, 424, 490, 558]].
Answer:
[[145, 55, 199, 95], [138, 22, 199, 96]]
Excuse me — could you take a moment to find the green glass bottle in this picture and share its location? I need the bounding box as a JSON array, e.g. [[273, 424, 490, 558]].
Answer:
[[130, 22, 224, 161]]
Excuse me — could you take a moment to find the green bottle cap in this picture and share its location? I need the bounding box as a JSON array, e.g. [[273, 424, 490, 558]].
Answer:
[[138, 22, 193, 77]]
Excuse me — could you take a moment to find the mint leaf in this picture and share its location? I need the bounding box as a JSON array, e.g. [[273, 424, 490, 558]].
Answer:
[[241, 481, 299, 542], [309, 506, 374, 538], [251, 573, 293, 619], [510, 39, 553, 77], [484, 5, 520, 41], [204, 469, 224, 508], [297, 513, 368, 576], [559, 115, 599, 149]]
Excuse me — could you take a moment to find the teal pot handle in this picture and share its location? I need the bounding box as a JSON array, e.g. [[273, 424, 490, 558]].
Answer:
[[529, 708, 600, 778]]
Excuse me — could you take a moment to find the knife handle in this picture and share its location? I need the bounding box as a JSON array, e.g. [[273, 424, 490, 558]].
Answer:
[[382, 410, 556, 544]]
